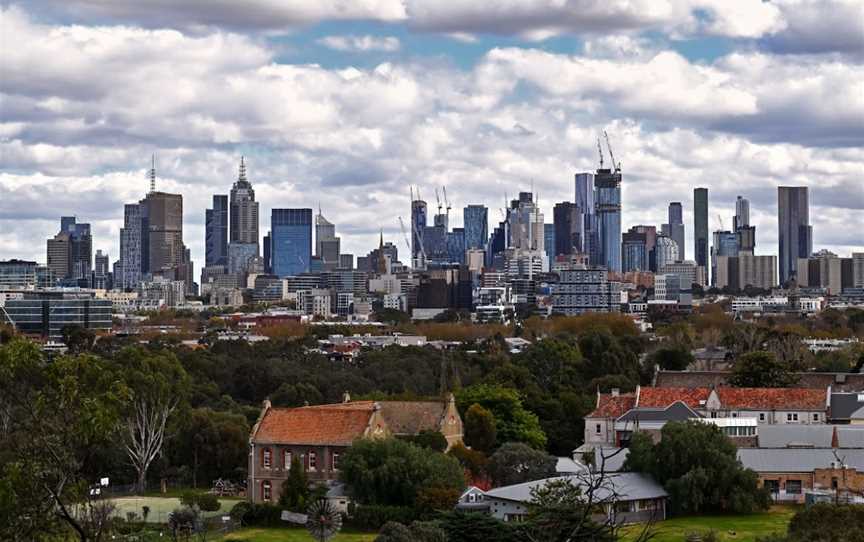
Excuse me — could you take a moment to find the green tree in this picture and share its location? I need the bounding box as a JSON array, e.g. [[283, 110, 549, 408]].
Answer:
[[171, 407, 249, 488], [115, 347, 190, 492], [60, 325, 96, 354], [456, 384, 546, 449], [512, 338, 583, 393], [339, 438, 465, 507], [404, 430, 448, 452], [0, 339, 129, 541], [463, 404, 497, 454], [624, 421, 770, 515], [786, 504, 864, 542], [279, 455, 310, 512], [647, 346, 694, 371], [729, 351, 799, 388], [486, 442, 557, 487], [523, 478, 617, 542], [447, 442, 488, 482]]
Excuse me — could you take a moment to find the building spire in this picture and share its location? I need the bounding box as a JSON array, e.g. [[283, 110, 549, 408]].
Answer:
[[149, 154, 156, 193], [238, 156, 247, 183]]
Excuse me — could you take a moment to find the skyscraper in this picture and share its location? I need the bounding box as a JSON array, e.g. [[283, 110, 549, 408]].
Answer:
[[622, 229, 648, 272], [205, 195, 228, 267], [46, 216, 92, 283], [575, 173, 595, 256], [553, 202, 581, 257], [778, 186, 812, 284], [315, 210, 341, 270], [544, 223, 556, 260], [694, 188, 709, 282], [711, 230, 739, 287], [662, 202, 685, 261], [734, 196, 750, 230], [141, 190, 184, 274], [507, 192, 544, 252], [411, 197, 428, 268], [271, 208, 312, 277], [230, 157, 259, 249], [463, 205, 488, 251], [655, 234, 679, 272], [595, 168, 622, 272], [118, 203, 142, 289]]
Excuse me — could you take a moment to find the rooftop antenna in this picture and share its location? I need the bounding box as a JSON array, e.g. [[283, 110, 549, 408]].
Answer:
[[238, 155, 247, 182], [149, 154, 156, 193]]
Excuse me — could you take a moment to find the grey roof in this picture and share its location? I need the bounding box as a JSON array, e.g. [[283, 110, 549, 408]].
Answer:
[[556, 457, 588, 474], [737, 448, 864, 472], [617, 401, 700, 423], [831, 392, 864, 420], [484, 472, 667, 504], [757, 424, 864, 448], [593, 447, 629, 473]]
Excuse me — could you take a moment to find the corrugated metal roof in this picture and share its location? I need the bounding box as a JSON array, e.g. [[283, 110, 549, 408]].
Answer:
[[832, 393, 864, 419], [484, 472, 667, 504], [737, 448, 864, 472], [757, 424, 864, 448]]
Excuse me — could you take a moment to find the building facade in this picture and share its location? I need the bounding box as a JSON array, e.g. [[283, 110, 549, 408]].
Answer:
[[693, 188, 709, 283], [778, 186, 812, 285], [271, 208, 313, 277], [229, 157, 260, 249], [205, 194, 229, 267], [595, 168, 622, 272], [463, 205, 488, 251]]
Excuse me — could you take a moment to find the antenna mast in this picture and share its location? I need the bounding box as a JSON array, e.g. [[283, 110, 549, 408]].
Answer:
[[149, 154, 156, 192], [597, 138, 604, 169]]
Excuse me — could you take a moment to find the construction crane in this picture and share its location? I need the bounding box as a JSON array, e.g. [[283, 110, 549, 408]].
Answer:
[[597, 137, 604, 169], [442, 186, 451, 226], [435, 188, 443, 217], [603, 130, 620, 172], [397, 216, 412, 254], [717, 213, 725, 231]]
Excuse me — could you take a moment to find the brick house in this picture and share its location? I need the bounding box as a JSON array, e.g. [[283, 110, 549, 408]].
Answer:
[[581, 386, 830, 451], [738, 447, 864, 503], [248, 394, 463, 504]]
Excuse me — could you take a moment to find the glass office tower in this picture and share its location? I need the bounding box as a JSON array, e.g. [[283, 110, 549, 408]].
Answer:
[[271, 208, 313, 277]]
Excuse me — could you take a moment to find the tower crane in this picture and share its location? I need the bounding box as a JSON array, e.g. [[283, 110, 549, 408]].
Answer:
[[717, 213, 725, 231], [442, 186, 451, 226], [603, 130, 620, 172], [397, 216, 412, 254], [435, 188, 443, 217], [597, 137, 604, 169]]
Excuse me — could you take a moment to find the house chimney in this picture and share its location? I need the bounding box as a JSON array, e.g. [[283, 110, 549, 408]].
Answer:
[[342, 391, 351, 403], [263, 398, 271, 410], [611, 388, 620, 397]]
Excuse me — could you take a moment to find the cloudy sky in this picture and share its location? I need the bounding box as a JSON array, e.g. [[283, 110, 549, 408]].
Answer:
[[1, 0, 862, 268]]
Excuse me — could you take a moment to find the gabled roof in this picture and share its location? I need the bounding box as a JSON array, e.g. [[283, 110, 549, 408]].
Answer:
[[638, 387, 711, 409], [377, 401, 448, 435], [716, 387, 826, 410], [485, 472, 667, 504], [738, 448, 864, 473], [830, 392, 864, 420], [252, 402, 378, 446], [587, 393, 636, 418], [757, 424, 864, 449], [616, 401, 701, 423]]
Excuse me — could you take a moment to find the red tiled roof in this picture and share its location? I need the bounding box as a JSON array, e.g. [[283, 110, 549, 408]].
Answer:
[[716, 387, 826, 410], [638, 387, 711, 409], [253, 403, 376, 445], [587, 394, 636, 418]]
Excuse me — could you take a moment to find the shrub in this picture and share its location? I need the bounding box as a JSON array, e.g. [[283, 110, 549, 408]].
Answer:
[[349, 505, 417, 530], [180, 490, 221, 512], [229, 501, 282, 526], [375, 521, 448, 542], [415, 487, 461, 512]]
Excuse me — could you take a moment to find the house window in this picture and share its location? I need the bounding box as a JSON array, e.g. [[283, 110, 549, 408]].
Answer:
[[787, 413, 799, 422], [595, 423, 602, 435], [786, 480, 802, 494], [308, 451, 318, 472], [731, 412, 738, 418], [332, 452, 340, 471], [262, 481, 272, 501], [813, 413, 819, 422], [764, 479, 779, 493], [284, 451, 292, 470], [262, 448, 272, 469], [710, 412, 717, 419], [759, 413, 766, 422]]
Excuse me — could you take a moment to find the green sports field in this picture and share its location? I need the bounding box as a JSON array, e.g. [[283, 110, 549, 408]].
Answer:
[[622, 506, 797, 542]]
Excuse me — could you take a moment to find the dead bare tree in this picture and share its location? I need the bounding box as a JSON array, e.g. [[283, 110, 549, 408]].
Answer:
[[125, 396, 178, 493]]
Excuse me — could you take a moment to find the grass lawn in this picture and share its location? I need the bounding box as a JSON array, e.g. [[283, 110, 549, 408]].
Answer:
[[622, 506, 798, 542], [218, 527, 376, 542], [109, 495, 241, 523]]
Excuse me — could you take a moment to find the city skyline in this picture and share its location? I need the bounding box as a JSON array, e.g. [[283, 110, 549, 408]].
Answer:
[[1, 2, 863, 267]]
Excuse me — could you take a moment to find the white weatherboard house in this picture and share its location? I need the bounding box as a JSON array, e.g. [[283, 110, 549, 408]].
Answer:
[[482, 472, 667, 524]]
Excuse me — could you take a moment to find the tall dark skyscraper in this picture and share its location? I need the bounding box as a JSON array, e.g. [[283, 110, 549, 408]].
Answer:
[[271, 208, 312, 277], [778, 186, 812, 284], [411, 197, 428, 267], [662, 202, 685, 261], [463, 205, 488, 251], [694, 188, 709, 281], [205, 194, 228, 267], [574, 173, 595, 257], [553, 201, 581, 257], [595, 168, 622, 272], [230, 157, 259, 249], [315, 210, 341, 270]]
